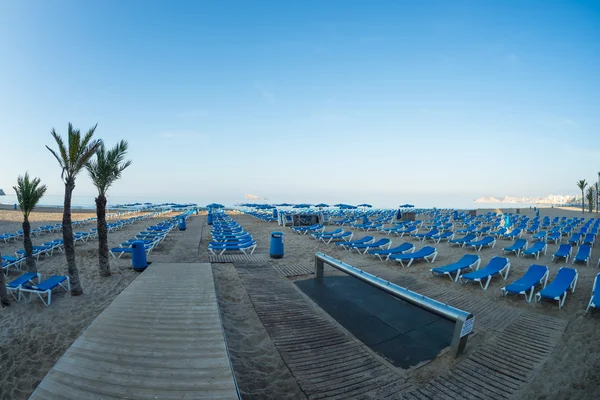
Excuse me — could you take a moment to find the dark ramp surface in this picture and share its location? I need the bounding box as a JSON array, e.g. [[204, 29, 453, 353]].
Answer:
[[296, 276, 454, 369]]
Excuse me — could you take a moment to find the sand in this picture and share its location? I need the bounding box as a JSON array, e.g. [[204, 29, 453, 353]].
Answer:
[[199, 207, 600, 399], [2, 206, 600, 399], [213, 263, 307, 400], [0, 209, 188, 400]]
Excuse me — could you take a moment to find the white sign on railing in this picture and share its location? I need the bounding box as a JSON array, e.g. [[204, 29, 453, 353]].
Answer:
[[460, 317, 475, 338]]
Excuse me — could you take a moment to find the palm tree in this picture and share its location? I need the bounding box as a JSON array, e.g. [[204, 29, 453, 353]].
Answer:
[[86, 141, 132, 277], [0, 250, 10, 307], [13, 173, 47, 273], [577, 180, 587, 214], [46, 123, 102, 295], [586, 187, 595, 213]]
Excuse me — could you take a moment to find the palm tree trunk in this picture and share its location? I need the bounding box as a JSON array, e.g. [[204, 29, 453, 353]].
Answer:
[[22, 217, 37, 273], [96, 194, 110, 277], [63, 179, 83, 295], [0, 250, 10, 307], [582, 190, 585, 213]]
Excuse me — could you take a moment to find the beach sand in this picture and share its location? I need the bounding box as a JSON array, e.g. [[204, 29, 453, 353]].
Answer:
[[0, 209, 190, 400], [2, 206, 600, 399], [202, 207, 600, 399]]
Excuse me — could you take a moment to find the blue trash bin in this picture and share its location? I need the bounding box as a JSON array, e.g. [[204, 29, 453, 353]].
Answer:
[[13, 204, 17, 210], [273, 209, 278, 218], [270, 231, 284, 259], [179, 218, 186, 231], [131, 240, 148, 271], [207, 213, 213, 225]]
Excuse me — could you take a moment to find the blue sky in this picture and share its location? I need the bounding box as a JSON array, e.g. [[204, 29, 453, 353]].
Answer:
[[0, 1, 599, 207]]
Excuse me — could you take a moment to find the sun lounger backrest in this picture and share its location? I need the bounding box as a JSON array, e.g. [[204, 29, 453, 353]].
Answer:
[[545, 268, 577, 293]]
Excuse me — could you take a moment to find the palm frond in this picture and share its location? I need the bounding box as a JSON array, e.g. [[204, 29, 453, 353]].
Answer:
[[73, 139, 102, 174], [70, 127, 83, 172], [13, 172, 47, 218], [86, 140, 132, 196], [48, 123, 102, 181]]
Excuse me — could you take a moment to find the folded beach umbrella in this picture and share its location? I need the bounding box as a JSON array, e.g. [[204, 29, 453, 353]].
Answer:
[[293, 203, 312, 208]]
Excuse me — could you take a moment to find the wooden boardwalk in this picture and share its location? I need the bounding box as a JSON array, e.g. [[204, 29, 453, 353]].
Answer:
[[402, 313, 568, 400], [207, 254, 270, 263], [236, 264, 412, 399], [30, 263, 240, 400], [305, 259, 567, 399], [273, 262, 336, 277]]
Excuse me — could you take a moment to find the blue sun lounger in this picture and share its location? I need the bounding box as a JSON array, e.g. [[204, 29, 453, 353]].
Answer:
[[521, 241, 547, 260], [389, 246, 437, 267], [568, 233, 583, 246], [431, 254, 481, 282], [459, 256, 511, 290], [19, 275, 70, 306], [292, 224, 324, 235], [349, 237, 391, 254], [2, 255, 25, 273], [490, 227, 507, 237], [531, 231, 547, 241], [502, 229, 522, 240], [456, 225, 477, 234], [583, 233, 596, 246], [5, 272, 40, 301], [16, 247, 49, 261], [335, 236, 374, 250], [573, 245, 592, 266], [412, 229, 439, 241], [368, 242, 415, 261], [586, 273, 600, 313], [393, 226, 417, 237], [503, 238, 528, 256], [546, 231, 561, 244], [464, 236, 496, 251], [429, 231, 455, 243], [552, 244, 572, 263], [110, 243, 154, 258], [535, 267, 578, 309], [323, 231, 353, 244], [500, 264, 549, 302], [311, 228, 343, 240], [208, 240, 257, 255], [449, 234, 477, 247]]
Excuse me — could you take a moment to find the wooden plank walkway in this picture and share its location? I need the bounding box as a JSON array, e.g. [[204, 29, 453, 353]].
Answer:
[[30, 263, 240, 400], [402, 312, 568, 400], [272, 262, 336, 277], [235, 263, 412, 400], [208, 254, 270, 263]]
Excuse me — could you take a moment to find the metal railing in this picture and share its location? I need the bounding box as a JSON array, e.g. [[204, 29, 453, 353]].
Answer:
[[315, 252, 474, 358]]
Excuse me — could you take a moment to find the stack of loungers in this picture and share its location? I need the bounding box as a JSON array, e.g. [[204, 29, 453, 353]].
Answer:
[[208, 214, 256, 255]]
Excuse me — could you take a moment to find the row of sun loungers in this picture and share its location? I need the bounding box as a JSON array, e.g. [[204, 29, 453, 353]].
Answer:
[[5, 272, 70, 306], [284, 209, 600, 312], [109, 212, 190, 258], [208, 214, 257, 255], [3, 212, 173, 306]]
